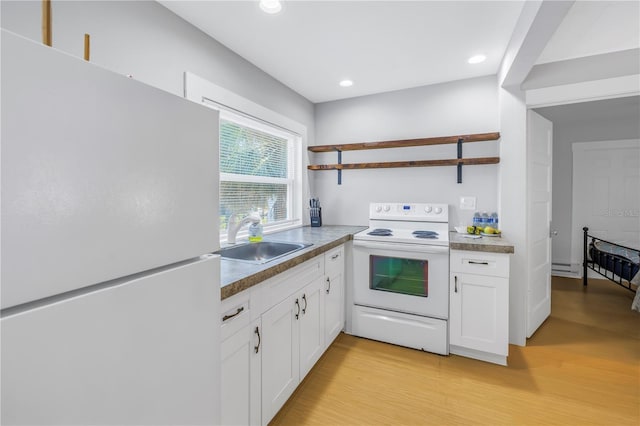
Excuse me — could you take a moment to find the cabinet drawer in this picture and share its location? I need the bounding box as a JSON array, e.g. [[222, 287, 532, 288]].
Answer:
[[221, 293, 251, 341], [325, 245, 344, 277], [260, 257, 323, 314], [450, 250, 509, 278]]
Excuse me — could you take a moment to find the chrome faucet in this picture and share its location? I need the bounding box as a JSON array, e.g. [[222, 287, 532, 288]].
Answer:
[[226, 213, 261, 244]]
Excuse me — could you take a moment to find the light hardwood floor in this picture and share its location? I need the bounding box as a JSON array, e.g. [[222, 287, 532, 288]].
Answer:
[[270, 277, 640, 425]]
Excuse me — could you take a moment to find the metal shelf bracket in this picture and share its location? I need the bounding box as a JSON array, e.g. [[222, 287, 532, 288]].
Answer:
[[335, 148, 342, 185], [457, 138, 463, 183]]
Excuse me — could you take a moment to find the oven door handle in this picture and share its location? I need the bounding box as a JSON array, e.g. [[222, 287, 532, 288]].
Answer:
[[353, 240, 449, 254]]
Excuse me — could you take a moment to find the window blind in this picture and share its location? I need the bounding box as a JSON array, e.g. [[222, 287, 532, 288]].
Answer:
[[219, 118, 293, 233]]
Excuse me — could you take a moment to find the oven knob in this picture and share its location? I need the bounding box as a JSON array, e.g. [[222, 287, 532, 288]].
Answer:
[[424, 205, 432, 213], [383, 205, 391, 212], [375, 205, 382, 212], [434, 207, 443, 214]]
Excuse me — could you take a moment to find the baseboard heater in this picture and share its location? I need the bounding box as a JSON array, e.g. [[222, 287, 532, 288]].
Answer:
[[552, 262, 580, 277], [552, 263, 573, 272]]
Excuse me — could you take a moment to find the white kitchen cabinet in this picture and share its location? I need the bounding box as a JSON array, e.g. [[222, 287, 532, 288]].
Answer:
[[220, 293, 261, 426], [220, 246, 348, 426], [261, 291, 299, 424], [221, 319, 261, 426], [449, 249, 510, 366], [323, 245, 345, 348], [299, 277, 325, 379], [261, 277, 324, 425]]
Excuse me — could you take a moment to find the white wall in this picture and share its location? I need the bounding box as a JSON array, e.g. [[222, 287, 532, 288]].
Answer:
[[548, 114, 640, 267], [0, 0, 314, 142], [313, 76, 500, 228], [497, 86, 528, 346]]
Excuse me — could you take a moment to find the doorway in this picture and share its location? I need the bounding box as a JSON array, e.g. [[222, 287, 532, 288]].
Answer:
[[534, 96, 640, 278]]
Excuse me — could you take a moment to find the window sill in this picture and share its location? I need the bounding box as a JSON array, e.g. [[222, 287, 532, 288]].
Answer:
[[221, 219, 303, 245]]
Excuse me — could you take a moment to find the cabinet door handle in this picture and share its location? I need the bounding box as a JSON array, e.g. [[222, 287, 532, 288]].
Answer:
[[331, 253, 340, 260], [326, 277, 331, 294], [454, 275, 458, 293], [254, 326, 261, 354], [302, 294, 307, 314], [222, 306, 244, 322], [468, 260, 489, 265], [295, 298, 300, 320]]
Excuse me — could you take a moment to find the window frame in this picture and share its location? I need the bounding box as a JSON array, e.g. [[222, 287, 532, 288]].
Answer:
[[219, 110, 298, 233], [183, 72, 306, 244]]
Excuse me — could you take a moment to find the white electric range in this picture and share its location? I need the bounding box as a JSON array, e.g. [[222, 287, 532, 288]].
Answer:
[[351, 202, 450, 355]]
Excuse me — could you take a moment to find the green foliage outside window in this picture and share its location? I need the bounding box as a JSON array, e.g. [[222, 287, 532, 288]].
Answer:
[[220, 120, 290, 232]]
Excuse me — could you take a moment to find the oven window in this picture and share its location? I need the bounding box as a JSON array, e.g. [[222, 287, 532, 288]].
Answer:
[[369, 255, 428, 297]]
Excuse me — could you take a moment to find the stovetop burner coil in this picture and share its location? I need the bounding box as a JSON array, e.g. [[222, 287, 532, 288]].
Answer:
[[367, 228, 393, 236], [412, 230, 439, 236]]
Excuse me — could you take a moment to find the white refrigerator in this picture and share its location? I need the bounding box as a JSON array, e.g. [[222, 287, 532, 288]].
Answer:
[[1, 30, 221, 425]]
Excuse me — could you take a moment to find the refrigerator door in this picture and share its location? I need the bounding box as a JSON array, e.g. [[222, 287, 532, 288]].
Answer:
[[1, 31, 219, 309], [1, 255, 221, 426]]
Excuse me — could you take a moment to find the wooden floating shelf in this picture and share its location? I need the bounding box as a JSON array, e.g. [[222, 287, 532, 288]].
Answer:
[[307, 131, 501, 184], [307, 157, 500, 170], [308, 132, 500, 153]]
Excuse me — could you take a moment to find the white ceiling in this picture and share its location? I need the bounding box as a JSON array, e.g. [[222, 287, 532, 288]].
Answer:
[[160, 0, 525, 103], [160, 1, 639, 104], [536, 1, 640, 65]]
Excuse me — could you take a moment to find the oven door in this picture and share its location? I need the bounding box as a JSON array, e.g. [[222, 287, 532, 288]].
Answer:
[[353, 240, 449, 319]]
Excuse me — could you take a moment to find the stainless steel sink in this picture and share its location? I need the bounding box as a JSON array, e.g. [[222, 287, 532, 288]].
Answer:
[[216, 241, 313, 264]]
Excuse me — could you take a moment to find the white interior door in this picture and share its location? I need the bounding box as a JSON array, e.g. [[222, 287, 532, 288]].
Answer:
[[526, 110, 553, 338], [571, 140, 640, 271]]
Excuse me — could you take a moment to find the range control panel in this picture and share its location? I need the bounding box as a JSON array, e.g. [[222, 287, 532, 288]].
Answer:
[[369, 202, 449, 222]]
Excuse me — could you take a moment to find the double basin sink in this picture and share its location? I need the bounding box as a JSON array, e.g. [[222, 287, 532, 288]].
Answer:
[[215, 241, 313, 264]]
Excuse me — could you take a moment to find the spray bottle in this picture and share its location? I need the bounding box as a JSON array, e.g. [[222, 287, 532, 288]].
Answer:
[[248, 217, 263, 242]]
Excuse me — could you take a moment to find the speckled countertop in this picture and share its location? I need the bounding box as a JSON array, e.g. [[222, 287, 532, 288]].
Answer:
[[449, 231, 515, 254], [219, 225, 367, 300]]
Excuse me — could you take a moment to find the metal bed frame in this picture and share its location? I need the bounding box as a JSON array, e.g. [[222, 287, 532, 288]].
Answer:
[[583, 227, 638, 292]]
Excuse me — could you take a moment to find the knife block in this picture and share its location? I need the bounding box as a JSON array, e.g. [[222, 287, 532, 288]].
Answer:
[[310, 208, 322, 227]]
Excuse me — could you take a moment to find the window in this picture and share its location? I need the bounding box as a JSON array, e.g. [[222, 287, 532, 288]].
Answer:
[[184, 72, 306, 243], [219, 111, 299, 237]]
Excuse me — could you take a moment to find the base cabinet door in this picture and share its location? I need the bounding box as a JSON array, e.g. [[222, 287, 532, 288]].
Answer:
[[261, 277, 325, 424], [221, 319, 261, 426], [299, 277, 324, 379], [449, 272, 508, 356], [323, 246, 345, 348], [261, 295, 300, 425]]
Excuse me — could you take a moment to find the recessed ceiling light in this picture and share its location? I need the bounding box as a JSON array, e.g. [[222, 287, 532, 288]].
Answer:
[[468, 54, 487, 64], [339, 80, 353, 87], [259, 0, 282, 14]]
